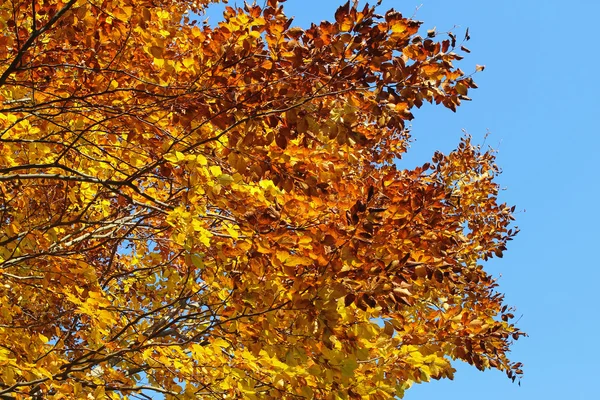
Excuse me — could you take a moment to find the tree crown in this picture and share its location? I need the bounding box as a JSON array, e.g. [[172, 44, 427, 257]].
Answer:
[[0, 0, 523, 398]]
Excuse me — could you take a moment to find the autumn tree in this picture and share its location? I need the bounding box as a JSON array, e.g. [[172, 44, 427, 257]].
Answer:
[[0, 0, 523, 398]]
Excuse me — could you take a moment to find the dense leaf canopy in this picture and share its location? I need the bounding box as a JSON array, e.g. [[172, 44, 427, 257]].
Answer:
[[0, 0, 523, 398]]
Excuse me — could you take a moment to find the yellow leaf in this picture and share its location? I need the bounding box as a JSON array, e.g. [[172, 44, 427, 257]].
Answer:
[[196, 154, 208, 165], [218, 174, 235, 185], [209, 166, 222, 176], [341, 358, 358, 377], [224, 223, 239, 239], [39, 333, 49, 343], [191, 253, 204, 268], [212, 338, 229, 348], [283, 255, 312, 267], [183, 57, 195, 68], [154, 57, 165, 68]]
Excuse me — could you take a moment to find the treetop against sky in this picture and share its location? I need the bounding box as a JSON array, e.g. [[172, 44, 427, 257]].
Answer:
[[0, 1, 523, 398]]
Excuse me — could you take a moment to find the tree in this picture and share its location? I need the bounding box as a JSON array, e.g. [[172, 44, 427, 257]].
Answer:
[[0, 0, 524, 398]]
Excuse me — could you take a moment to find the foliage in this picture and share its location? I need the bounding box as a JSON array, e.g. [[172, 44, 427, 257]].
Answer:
[[0, 0, 523, 398]]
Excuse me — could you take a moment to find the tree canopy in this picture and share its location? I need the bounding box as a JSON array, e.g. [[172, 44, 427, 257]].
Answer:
[[0, 0, 523, 398]]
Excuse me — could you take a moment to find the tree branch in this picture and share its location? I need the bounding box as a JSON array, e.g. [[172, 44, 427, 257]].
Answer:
[[0, 0, 77, 87]]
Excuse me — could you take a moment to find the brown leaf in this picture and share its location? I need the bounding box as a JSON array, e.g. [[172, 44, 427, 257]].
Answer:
[[344, 293, 356, 307]]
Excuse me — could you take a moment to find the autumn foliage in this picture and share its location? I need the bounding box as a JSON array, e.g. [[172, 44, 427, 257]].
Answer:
[[0, 0, 523, 398]]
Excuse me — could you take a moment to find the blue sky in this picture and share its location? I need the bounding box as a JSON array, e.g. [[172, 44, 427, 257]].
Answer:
[[199, 1, 598, 399]]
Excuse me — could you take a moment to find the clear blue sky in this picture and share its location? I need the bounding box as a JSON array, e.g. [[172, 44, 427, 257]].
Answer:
[[201, 1, 598, 399]]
